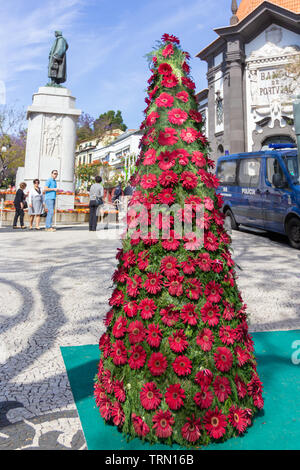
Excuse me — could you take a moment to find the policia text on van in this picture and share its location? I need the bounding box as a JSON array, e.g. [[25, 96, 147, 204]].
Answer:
[[216, 144, 300, 249]]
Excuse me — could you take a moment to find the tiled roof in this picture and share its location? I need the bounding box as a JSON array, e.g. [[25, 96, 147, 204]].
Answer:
[[237, 0, 300, 21]]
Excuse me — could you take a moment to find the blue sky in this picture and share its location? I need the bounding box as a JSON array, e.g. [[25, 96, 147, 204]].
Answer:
[[0, 0, 231, 129]]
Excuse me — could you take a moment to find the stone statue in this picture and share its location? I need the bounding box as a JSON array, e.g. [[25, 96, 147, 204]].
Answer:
[[48, 31, 68, 85]]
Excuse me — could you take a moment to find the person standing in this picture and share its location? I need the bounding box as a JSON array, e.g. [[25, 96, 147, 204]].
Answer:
[[89, 176, 104, 231], [44, 170, 58, 232], [13, 182, 27, 229], [28, 179, 45, 230]]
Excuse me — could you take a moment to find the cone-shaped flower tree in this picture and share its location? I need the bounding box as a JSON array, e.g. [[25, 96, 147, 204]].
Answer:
[[94, 34, 263, 448]]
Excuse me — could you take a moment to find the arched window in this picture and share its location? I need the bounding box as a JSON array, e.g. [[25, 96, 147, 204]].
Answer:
[[261, 135, 295, 150]]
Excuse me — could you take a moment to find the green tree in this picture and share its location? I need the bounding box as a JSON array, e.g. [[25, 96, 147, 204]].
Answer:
[[94, 110, 127, 137]]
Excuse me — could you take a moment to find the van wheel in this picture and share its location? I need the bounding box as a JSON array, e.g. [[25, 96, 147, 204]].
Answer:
[[286, 217, 300, 249], [224, 209, 239, 231]]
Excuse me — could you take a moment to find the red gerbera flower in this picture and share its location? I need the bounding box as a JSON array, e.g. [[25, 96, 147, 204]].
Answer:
[[148, 352, 168, 376], [111, 402, 125, 427], [228, 406, 249, 434], [126, 274, 142, 298], [128, 344, 147, 369], [109, 289, 124, 307], [219, 325, 237, 346], [102, 369, 114, 393], [164, 276, 184, 296], [161, 231, 181, 251], [194, 389, 214, 409], [194, 369, 214, 388], [180, 127, 198, 143], [155, 92, 174, 108], [160, 255, 179, 278], [94, 384, 107, 407], [181, 416, 202, 443], [201, 301, 221, 327], [162, 43, 174, 58], [138, 298, 157, 319], [176, 90, 189, 102], [152, 410, 174, 438], [172, 355, 192, 376], [158, 62, 173, 75], [180, 171, 198, 189], [173, 148, 190, 165], [140, 382, 162, 410], [214, 347, 233, 372], [143, 148, 157, 165], [162, 73, 178, 88], [185, 278, 203, 300], [235, 346, 251, 366], [181, 76, 196, 90], [213, 376, 231, 402], [180, 303, 199, 326], [189, 109, 202, 122], [145, 323, 162, 348], [110, 340, 128, 366], [144, 272, 163, 294], [196, 328, 215, 351], [112, 316, 127, 338], [160, 305, 180, 326], [157, 150, 176, 170], [205, 280, 223, 303], [183, 232, 202, 251], [165, 384, 186, 410], [127, 320, 145, 344], [158, 170, 178, 187], [235, 374, 247, 399], [113, 380, 126, 402], [146, 111, 160, 126], [123, 300, 138, 318], [132, 413, 150, 437], [191, 150, 206, 168], [181, 258, 195, 274], [197, 252, 212, 272], [161, 33, 180, 44], [204, 231, 219, 251], [99, 397, 112, 421], [159, 188, 176, 205], [203, 407, 227, 439], [158, 127, 178, 146], [168, 108, 188, 125], [141, 173, 158, 189], [137, 250, 149, 271], [122, 249, 136, 267], [168, 329, 188, 353]]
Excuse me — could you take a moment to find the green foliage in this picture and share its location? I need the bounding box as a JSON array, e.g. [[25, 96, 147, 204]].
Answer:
[[75, 162, 100, 184]]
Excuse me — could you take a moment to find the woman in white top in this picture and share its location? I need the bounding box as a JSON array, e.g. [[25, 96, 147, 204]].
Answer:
[[28, 179, 45, 230]]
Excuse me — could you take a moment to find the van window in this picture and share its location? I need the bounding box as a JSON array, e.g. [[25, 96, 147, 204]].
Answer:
[[266, 158, 285, 186], [238, 158, 260, 187], [217, 160, 237, 185]]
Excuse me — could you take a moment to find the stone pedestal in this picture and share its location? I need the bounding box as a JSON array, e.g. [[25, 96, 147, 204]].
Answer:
[[19, 86, 81, 195]]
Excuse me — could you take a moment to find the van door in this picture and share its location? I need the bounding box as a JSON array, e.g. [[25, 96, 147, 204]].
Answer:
[[262, 156, 290, 234], [235, 157, 264, 228]]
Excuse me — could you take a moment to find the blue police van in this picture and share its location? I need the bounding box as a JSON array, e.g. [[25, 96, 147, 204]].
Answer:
[[216, 144, 300, 249]]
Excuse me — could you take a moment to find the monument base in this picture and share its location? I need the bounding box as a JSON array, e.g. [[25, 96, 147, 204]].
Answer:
[[22, 86, 81, 201]]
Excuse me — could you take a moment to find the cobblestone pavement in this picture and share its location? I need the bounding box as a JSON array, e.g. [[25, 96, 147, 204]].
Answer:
[[0, 223, 299, 450]]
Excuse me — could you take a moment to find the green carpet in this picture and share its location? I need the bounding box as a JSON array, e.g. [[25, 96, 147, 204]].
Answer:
[[60, 330, 300, 450]]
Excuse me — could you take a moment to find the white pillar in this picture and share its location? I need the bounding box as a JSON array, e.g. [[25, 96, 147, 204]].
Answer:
[[23, 86, 81, 196]]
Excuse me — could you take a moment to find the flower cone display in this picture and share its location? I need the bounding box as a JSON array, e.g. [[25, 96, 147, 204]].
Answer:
[[94, 33, 264, 448]]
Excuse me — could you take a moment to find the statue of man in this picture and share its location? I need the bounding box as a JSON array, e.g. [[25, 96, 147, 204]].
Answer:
[[48, 31, 68, 85]]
